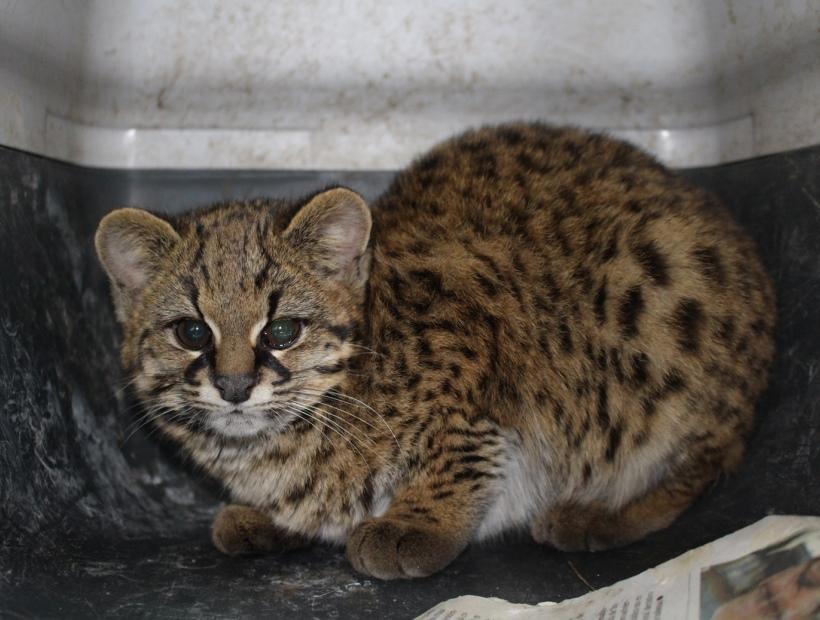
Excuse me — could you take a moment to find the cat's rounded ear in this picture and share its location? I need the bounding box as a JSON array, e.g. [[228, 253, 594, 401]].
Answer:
[[284, 187, 372, 288], [95, 208, 180, 322]]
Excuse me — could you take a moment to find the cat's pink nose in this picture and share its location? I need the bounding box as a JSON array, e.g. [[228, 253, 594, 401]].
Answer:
[[214, 374, 256, 404]]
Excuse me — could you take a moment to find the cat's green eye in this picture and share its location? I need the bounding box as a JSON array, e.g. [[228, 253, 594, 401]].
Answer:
[[175, 319, 212, 350], [260, 318, 302, 350]]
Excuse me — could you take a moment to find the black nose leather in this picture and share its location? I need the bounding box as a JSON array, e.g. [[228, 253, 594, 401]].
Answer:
[[214, 374, 256, 404]]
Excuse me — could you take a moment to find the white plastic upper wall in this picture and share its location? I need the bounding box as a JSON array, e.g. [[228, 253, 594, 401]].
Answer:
[[1, 0, 818, 169]]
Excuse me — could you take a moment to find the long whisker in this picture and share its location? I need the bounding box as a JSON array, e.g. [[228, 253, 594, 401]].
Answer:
[[327, 392, 400, 452], [289, 400, 376, 448], [113, 374, 142, 397], [119, 396, 168, 415], [285, 406, 373, 474], [288, 399, 380, 454], [280, 405, 350, 460], [119, 393, 182, 420], [121, 400, 171, 430], [345, 343, 385, 358], [287, 400, 370, 450], [294, 387, 401, 454], [144, 407, 198, 440], [281, 405, 330, 445], [289, 392, 382, 434], [286, 401, 373, 473], [120, 391, 204, 444], [121, 405, 177, 445]]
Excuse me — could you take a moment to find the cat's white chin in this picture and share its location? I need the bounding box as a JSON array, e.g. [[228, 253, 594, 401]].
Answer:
[[206, 411, 281, 438]]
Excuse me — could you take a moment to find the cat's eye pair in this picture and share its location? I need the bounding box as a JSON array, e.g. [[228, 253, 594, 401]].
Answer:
[[173, 317, 301, 351], [260, 318, 302, 350], [174, 319, 212, 350]]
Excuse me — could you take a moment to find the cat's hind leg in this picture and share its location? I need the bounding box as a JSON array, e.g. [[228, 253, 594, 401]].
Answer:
[[211, 504, 309, 556], [530, 443, 743, 552], [529, 491, 688, 552]]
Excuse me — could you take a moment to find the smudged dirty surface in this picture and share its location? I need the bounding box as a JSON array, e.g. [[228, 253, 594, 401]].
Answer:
[[0, 144, 818, 618]]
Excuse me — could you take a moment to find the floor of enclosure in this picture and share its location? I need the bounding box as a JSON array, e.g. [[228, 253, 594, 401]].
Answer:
[[1, 145, 818, 618]]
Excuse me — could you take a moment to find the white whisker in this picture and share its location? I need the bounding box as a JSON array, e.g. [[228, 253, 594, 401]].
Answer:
[[286, 401, 373, 474], [294, 387, 402, 454], [345, 343, 385, 358], [290, 400, 376, 448], [289, 392, 381, 434]]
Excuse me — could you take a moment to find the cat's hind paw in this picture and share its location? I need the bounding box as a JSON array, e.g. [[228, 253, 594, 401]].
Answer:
[[530, 503, 620, 552]]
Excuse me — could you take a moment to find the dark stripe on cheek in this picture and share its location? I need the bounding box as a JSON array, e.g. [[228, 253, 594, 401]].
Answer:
[[147, 379, 176, 398], [184, 354, 208, 384], [204, 347, 217, 382], [257, 350, 292, 383], [316, 362, 345, 374], [328, 323, 354, 341]]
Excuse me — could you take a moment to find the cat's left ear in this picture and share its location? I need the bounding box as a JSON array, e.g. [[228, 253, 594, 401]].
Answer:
[[284, 188, 372, 288]]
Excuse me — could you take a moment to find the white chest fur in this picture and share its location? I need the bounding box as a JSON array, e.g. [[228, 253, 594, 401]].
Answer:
[[474, 436, 554, 540]]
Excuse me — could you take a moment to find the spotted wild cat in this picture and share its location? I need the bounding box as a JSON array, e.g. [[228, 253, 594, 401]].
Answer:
[[95, 123, 775, 579]]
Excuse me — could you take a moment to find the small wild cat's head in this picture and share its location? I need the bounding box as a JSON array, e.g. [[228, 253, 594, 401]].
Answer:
[[95, 188, 372, 440]]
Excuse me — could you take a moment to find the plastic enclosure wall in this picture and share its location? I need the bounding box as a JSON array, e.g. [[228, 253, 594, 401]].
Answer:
[[1, 0, 819, 169]]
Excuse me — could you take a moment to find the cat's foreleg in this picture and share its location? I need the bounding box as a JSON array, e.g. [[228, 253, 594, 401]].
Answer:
[[346, 439, 501, 579], [211, 504, 309, 556]]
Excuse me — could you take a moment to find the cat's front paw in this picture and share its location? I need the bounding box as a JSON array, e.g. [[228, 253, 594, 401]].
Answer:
[[346, 518, 462, 579], [212, 504, 307, 556]]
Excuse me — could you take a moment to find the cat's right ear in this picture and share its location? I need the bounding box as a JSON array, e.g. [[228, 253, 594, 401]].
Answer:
[[95, 208, 180, 322]]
